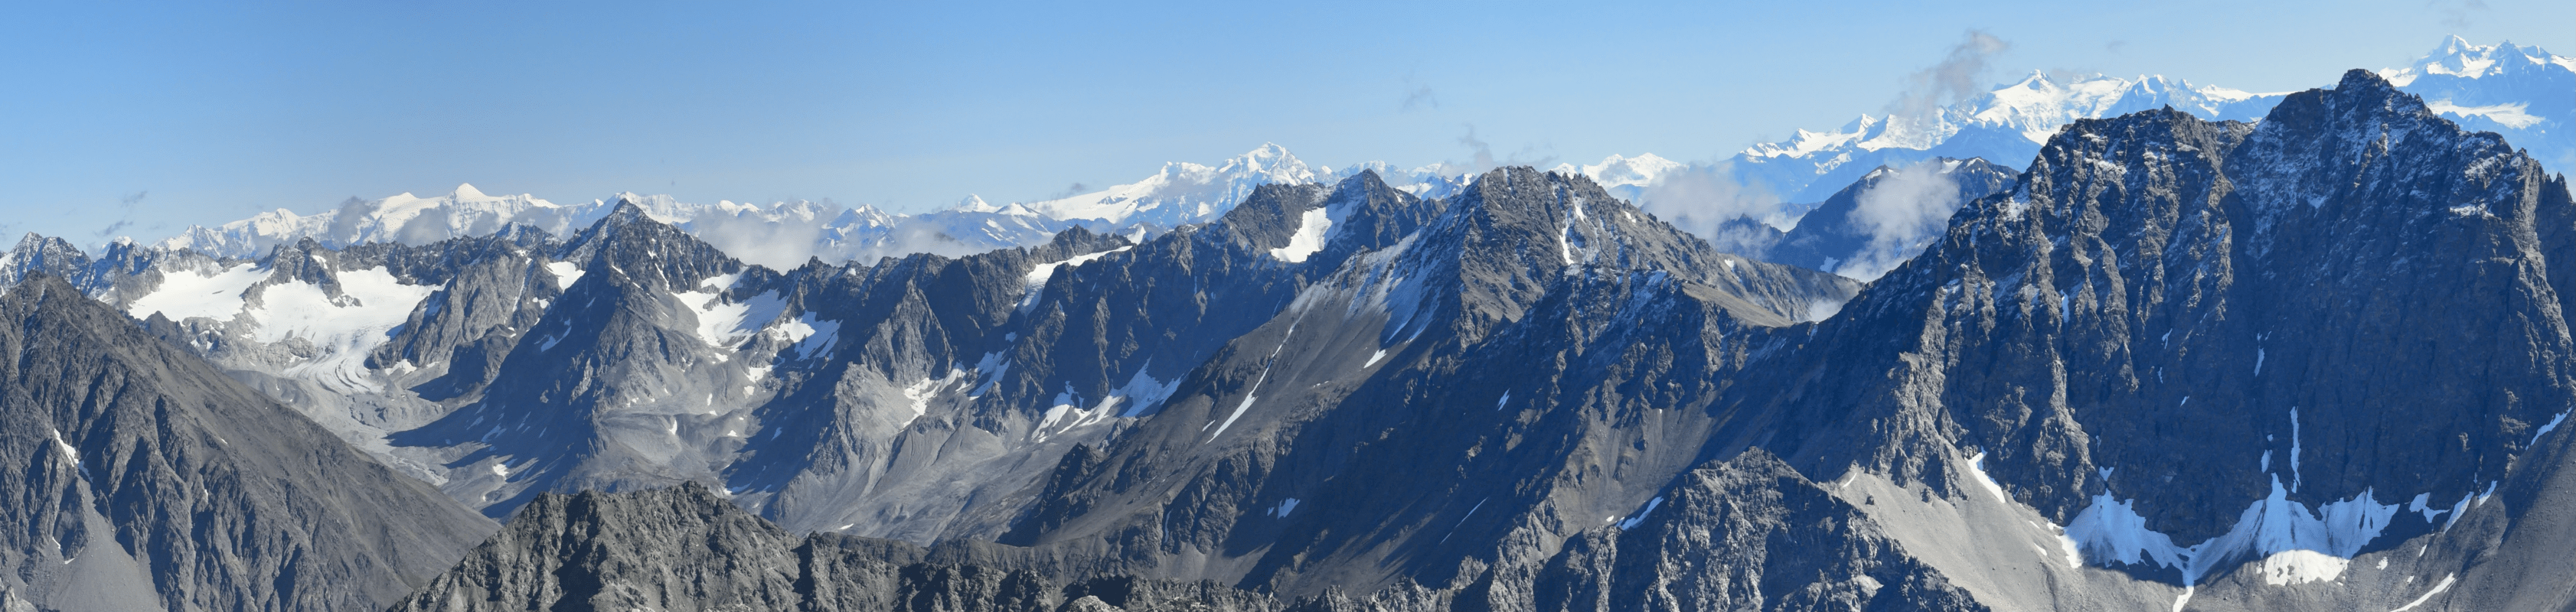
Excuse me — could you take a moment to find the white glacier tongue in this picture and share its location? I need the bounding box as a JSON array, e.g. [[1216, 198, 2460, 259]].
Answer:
[[248, 266, 437, 393]]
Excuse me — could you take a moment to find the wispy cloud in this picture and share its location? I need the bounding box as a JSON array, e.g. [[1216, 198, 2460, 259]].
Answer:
[[1888, 31, 2011, 127], [1834, 160, 1965, 281], [1448, 124, 1555, 174], [96, 190, 149, 240], [2432, 0, 2489, 28]]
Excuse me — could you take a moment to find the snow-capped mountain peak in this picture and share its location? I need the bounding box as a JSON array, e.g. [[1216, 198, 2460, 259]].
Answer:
[[2375, 37, 2571, 169], [2386, 35, 2574, 83], [1550, 153, 1685, 189], [155, 184, 573, 258], [954, 194, 1000, 213], [1020, 142, 1323, 226], [1725, 36, 2558, 204]]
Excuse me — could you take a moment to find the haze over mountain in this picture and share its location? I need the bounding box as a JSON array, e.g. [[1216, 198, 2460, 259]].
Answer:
[[141, 37, 2564, 290]]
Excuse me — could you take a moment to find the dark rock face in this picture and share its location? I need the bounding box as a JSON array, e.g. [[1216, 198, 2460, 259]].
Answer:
[[399, 480, 1957, 612], [994, 166, 1864, 599], [1529, 451, 1986, 612], [389, 483, 805, 611], [0, 275, 495, 612], [1719, 70, 2576, 605], [392, 484, 1328, 612]]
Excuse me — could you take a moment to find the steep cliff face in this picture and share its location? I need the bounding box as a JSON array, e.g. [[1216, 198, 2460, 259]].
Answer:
[[1529, 451, 1987, 612], [391, 484, 1419, 612], [0, 275, 496, 612], [1715, 70, 2576, 609], [993, 166, 1863, 598]]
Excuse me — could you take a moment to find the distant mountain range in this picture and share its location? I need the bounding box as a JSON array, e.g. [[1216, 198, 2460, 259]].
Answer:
[[1725, 35, 2569, 205], [11, 64, 2576, 611]]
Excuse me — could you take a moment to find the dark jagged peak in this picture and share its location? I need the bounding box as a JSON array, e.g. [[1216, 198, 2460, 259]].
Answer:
[[489, 222, 560, 249], [1298, 169, 1441, 273], [1213, 181, 1331, 255], [1375, 166, 1855, 340], [557, 197, 743, 290], [245, 237, 351, 307], [1029, 224, 1135, 262], [390, 482, 804, 612], [0, 233, 93, 288], [1213, 169, 1438, 274], [1747, 67, 2576, 594]]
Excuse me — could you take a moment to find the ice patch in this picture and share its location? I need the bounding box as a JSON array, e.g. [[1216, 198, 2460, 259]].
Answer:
[[2065, 493, 2189, 570], [1033, 385, 1121, 442], [1207, 322, 1296, 441], [1965, 451, 2012, 504], [1363, 349, 1386, 367], [48, 428, 80, 472], [674, 288, 786, 350], [1616, 496, 1664, 530], [1438, 498, 1487, 544], [970, 350, 1011, 398], [1270, 207, 1333, 262], [1019, 246, 1133, 312], [2257, 549, 2349, 585], [490, 462, 510, 477], [2066, 474, 2398, 584], [1495, 390, 1510, 411], [1107, 364, 1184, 418], [126, 262, 265, 321], [1268, 497, 1301, 517], [893, 373, 957, 429], [2531, 411, 2567, 447], [544, 261, 584, 288], [765, 312, 841, 360], [2408, 493, 2450, 523], [2388, 574, 2456, 612]]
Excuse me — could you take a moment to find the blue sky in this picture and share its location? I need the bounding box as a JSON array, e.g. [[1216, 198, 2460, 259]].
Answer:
[[3, 0, 2568, 246]]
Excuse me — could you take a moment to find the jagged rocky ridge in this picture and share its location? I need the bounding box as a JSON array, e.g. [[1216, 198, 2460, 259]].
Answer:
[[7, 67, 2574, 612], [382, 70, 2576, 612]]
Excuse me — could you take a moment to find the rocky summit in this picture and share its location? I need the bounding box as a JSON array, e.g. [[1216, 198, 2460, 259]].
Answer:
[[0, 67, 2571, 612]]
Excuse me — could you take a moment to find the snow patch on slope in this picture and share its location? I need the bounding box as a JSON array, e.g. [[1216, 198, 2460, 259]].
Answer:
[[126, 263, 264, 322], [1269, 207, 1334, 263]]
